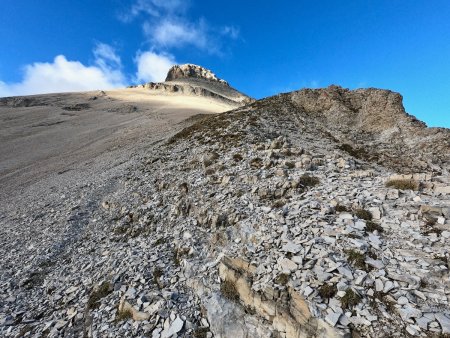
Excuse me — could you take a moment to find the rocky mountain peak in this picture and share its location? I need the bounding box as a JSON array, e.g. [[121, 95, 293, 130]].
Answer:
[[165, 64, 229, 85]]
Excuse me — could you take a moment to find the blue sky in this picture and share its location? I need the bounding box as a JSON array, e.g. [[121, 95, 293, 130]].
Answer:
[[1, 0, 449, 127]]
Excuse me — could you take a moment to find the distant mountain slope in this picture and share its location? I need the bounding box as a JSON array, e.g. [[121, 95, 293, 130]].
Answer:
[[0, 67, 250, 199]]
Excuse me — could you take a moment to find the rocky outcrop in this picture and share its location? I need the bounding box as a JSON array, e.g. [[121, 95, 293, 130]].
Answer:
[[165, 64, 229, 85], [128, 64, 254, 107], [218, 256, 348, 338], [250, 85, 450, 173]]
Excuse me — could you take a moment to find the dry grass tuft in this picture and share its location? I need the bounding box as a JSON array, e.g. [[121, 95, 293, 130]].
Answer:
[[386, 179, 418, 190]]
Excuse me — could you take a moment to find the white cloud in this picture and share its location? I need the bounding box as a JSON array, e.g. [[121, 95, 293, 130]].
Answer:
[[94, 43, 122, 68], [0, 44, 126, 97], [135, 51, 176, 83], [145, 18, 208, 49]]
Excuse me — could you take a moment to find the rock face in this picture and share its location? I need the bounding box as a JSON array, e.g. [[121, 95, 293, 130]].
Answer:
[[252, 85, 450, 173], [1, 68, 450, 338], [165, 64, 229, 85], [129, 64, 254, 107]]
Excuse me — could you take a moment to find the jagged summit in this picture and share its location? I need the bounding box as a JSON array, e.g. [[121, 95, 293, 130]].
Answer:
[[129, 63, 254, 106], [165, 64, 229, 85]]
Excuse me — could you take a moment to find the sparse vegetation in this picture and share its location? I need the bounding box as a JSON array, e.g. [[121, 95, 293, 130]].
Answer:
[[341, 289, 361, 309], [424, 215, 438, 227], [153, 267, 163, 287], [88, 281, 112, 309], [365, 220, 383, 233], [205, 168, 215, 175], [345, 249, 367, 270], [422, 217, 442, 236], [299, 174, 320, 187], [354, 208, 373, 221], [155, 237, 166, 246], [373, 292, 396, 313], [275, 273, 290, 286], [220, 279, 240, 302], [318, 284, 337, 299], [113, 225, 128, 235], [434, 255, 449, 269], [338, 143, 372, 161], [193, 327, 209, 338], [335, 204, 349, 212], [385, 179, 419, 190], [115, 308, 133, 322], [233, 153, 243, 162], [173, 247, 190, 266], [250, 157, 263, 169], [284, 161, 295, 169], [272, 199, 286, 209]]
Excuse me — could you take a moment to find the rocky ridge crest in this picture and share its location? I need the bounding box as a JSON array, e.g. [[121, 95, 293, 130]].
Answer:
[[165, 64, 229, 85], [128, 64, 253, 107]]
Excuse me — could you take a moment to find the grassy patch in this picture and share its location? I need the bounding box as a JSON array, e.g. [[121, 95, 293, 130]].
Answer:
[[345, 249, 368, 271], [365, 221, 383, 233], [354, 208, 373, 221], [193, 327, 209, 338], [285, 161, 295, 169], [318, 284, 337, 299], [299, 174, 320, 187], [88, 281, 112, 310], [275, 273, 290, 286], [115, 308, 133, 322], [335, 204, 350, 212], [341, 289, 361, 309], [386, 179, 418, 190], [220, 280, 240, 302]]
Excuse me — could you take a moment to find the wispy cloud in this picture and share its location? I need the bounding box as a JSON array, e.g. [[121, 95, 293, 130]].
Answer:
[[144, 18, 209, 49], [122, 0, 240, 55], [0, 43, 126, 97], [119, 0, 189, 22]]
